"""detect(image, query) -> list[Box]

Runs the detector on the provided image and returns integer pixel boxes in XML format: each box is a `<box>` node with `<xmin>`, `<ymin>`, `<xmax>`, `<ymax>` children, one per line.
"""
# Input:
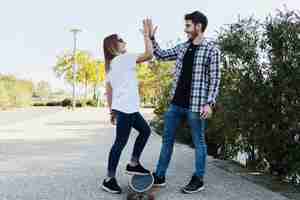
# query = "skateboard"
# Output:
<box><xmin>126</xmin><ymin>174</ymin><xmax>161</xmax><ymax>200</ymax></box>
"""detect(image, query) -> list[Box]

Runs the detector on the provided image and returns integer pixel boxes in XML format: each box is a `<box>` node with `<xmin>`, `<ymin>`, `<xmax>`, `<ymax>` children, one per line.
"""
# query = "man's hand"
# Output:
<box><xmin>200</xmin><ymin>104</ymin><xmax>213</xmax><ymax>119</ymax></box>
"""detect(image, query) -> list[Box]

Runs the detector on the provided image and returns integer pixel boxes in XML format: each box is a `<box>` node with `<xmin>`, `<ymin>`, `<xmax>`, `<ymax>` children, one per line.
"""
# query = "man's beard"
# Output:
<box><xmin>191</xmin><ymin>30</ymin><xmax>199</xmax><ymax>39</ymax></box>
<box><xmin>187</xmin><ymin>30</ymin><xmax>199</xmax><ymax>40</ymax></box>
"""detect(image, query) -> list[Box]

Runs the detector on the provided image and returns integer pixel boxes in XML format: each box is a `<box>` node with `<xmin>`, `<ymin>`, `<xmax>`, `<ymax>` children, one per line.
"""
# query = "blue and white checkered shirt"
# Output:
<box><xmin>152</xmin><ymin>38</ymin><xmax>221</xmax><ymax>113</ymax></box>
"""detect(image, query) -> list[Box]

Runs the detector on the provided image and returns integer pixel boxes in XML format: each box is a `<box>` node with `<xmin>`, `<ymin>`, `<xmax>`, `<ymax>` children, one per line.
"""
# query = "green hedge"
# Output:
<box><xmin>33</xmin><ymin>98</ymin><xmax>104</xmax><ymax>108</ymax></box>
<box><xmin>0</xmin><ymin>75</ymin><xmax>33</xmax><ymax>108</ymax></box>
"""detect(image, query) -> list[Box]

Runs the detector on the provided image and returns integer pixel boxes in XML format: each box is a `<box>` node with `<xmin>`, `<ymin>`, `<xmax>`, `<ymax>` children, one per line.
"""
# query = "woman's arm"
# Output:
<box><xmin>136</xmin><ymin>35</ymin><xmax>153</xmax><ymax>63</ymax></box>
<box><xmin>136</xmin><ymin>19</ymin><xmax>154</xmax><ymax>63</ymax></box>
<box><xmin>105</xmin><ymin>81</ymin><xmax>116</xmax><ymax>125</ymax></box>
<box><xmin>105</xmin><ymin>82</ymin><xmax>113</xmax><ymax>113</ymax></box>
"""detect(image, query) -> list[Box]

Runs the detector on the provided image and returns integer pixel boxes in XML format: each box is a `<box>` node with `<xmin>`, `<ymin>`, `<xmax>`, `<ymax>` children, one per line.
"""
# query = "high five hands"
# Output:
<box><xmin>141</xmin><ymin>18</ymin><xmax>157</xmax><ymax>38</ymax></box>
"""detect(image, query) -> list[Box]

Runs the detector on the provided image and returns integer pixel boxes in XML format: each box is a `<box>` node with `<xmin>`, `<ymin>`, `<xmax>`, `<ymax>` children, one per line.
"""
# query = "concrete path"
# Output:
<box><xmin>0</xmin><ymin>108</ymin><xmax>289</xmax><ymax>200</ymax></box>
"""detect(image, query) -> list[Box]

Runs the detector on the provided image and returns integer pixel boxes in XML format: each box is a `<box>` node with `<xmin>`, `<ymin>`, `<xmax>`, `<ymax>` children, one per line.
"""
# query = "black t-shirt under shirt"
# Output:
<box><xmin>171</xmin><ymin>43</ymin><xmax>198</xmax><ymax>108</ymax></box>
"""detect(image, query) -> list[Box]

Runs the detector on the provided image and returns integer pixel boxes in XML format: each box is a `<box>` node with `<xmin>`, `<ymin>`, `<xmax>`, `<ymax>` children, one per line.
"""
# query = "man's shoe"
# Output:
<box><xmin>181</xmin><ymin>175</ymin><xmax>205</xmax><ymax>194</ymax></box>
<box><xmin>152</xmin><ymin>172</ymin><xmax>166</xmax><ymax>187</ymax></box>
<box><xmin>125</xmin><ymin>163</ymin><xmax>150</xmax><ymax>175</ymax></box>
<box><xmin>102</xmin><ymin>177</ymin><xmax>122</xmax><ymax>194</ymax></box>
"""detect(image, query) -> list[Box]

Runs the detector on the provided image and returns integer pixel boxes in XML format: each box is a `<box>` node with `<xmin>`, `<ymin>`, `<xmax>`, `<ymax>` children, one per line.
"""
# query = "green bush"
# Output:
<box><xmin>0</xmin><ymin>75</ymin><xmax>33</xmax><ymax>108</ymax></box>
<box><xmin>33</xmin><ymin>102</ymin><xmax>46</xmax><ymax>106</ymax></box>
<box><xmin>62</xmin><ymin>98</ymin><xmax>72</xmax><ymax>107</ymax></box>
<box><xmin>61</xmin><ymin>98</ymin><xmax>95</xmax><ymax>108</ymax></box>
<box><xmin>86</xmin><ymin>99</ymin><xmax>97</xmax><ymax>107</ymax></box>
<box><xmin>0</xmin><ymin>81</ymin><xmax>10</xmax><ymax>108</ymax></box>
<box><xmin>215</xmin><ymin>9</ymin><xmax>300</xmax><ymax>179</ymax></box>
<box><xmin>46</xmin><ymin>101</ymin><xmax>62</xmax><ymax>106</ymax></box>
<box><xmin>75</xmin><ymin>101</ymin><xmax>82</xmax><ymax>107</ymax></box>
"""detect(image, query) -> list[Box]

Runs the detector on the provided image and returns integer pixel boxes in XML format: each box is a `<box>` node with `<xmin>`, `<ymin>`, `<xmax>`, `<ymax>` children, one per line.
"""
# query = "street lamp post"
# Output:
<box><xmin>70</xmin><ymin>28</ymin><xmax>81</xmax><ymax>110</ymax></box>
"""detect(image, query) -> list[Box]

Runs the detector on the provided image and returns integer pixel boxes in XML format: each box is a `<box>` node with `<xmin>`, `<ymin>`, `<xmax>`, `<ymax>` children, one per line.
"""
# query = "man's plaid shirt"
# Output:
<box><xmin>152</xmin><ymin>38</ymin><xmax>221</xmax><ymax>113</ymax></box>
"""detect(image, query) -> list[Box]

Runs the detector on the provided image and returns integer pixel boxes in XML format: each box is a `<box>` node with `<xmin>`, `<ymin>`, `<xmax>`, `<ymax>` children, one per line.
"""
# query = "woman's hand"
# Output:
<box><xmin>140</xmin><ymin>19</ymin><xmax>157</xmax><ymax>38</ymax></box>
<box><xmin>110</xmin><ymin>111</ymin><xmax>117</xmax><ymax>125</ymax></box>
<box><xmin>141</xmin><ymin>18</ymin><xmax>150</xmax><ymax>37</ymax></box>
<box><xmin>145</xmin><ymin>18</ymin><xmax>157</xmax><ymax>38</ymax></box>
<box><xmin>137</xmin><ymin>18</ymin><xmax>154</xmax><ymax>63</ymax></box>
<box><xmin>142</xmin><ymin>19</ymin><xmax>150</xmax><ymax>37</ymax></box>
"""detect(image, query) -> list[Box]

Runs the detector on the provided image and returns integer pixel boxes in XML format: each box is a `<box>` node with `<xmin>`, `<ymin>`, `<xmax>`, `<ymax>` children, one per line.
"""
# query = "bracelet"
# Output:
<box><xmin>150</xmin><ymin>36</ymin><xmax>155</xmax><ymax>41</ymax></box>
<box><xmin>207</xmin><ymin>102</ymin><xmax>215</xmax><ymax>108</ymax></box>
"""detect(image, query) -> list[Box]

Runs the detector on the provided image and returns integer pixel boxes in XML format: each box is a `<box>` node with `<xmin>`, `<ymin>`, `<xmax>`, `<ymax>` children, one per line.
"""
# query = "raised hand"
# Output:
<box><xmin>140</xmin><ymin>18</ymin><xmax>157</xmax><ymax>38</ymax></box>
<box><xmin>147</xmin><ymin>19</ymin><xmax>157</xmax><ymax>38</ymax></box>
<box><xmin>136</xmin><ymin>18</ymin><xmax>154</xmax><ymax>63</ymax></box>
<box><xmin>142</xmin><ymin>19</ymin><xmax>150</xmax><ymax>37</ymax></box>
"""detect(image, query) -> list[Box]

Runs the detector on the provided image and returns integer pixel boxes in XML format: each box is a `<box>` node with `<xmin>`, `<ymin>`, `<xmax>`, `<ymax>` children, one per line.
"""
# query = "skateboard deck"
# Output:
<box><xmin>126</xmin><ymin>174</ymin><xmax>161</xmax><ymax>200</ymax></box>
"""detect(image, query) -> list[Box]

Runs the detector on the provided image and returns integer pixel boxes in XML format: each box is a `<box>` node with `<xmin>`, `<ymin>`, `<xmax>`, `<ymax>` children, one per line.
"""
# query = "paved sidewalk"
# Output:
<box><xmin>0</xmin><ymin>108</ymin><xmax>289</xmax><ymax>200</ymax></box>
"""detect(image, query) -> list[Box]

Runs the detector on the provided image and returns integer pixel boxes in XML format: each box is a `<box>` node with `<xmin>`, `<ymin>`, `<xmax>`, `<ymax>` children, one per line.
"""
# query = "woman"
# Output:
<box><xmin>102</xmin><ymin>19</ymin><xmax>154</xmax><ymax>194</ymax></box>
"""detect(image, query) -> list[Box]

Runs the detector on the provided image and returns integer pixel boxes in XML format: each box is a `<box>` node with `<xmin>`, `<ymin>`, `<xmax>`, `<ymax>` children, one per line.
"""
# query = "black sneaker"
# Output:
<box><xmin>102</xmin><ymin>177</ymin><xmax>122</xmax><ymax>194</ymax></box>
<box><xmin>125</xmin><ymin>163</ymin><xmax>150</xmax><ymax>175</ymax></box>
<box><xmin>181</xmin><ymin>175</ymin><xmax>205</xmax><ymax>194</ymax></box>
<box><xmin>152</xmin><ymin>172</ymin><xmax>166</xmax><ymax>187</ymax></box>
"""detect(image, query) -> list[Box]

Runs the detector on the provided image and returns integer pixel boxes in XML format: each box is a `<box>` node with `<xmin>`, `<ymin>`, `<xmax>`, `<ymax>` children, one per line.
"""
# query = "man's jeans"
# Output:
<box><xmin>155</xmin><ymin>104</ymin><xmax>207</xmax><ymax>178</ymax></box>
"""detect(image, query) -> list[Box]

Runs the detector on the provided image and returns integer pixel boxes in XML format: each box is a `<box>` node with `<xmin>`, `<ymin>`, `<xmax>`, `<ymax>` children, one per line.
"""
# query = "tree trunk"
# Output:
<box><xmin>85</xmin><ymin>73</ymin><xmax>88</xmax><ymax>100</ymax></box>
<box><xmin>93</xmin><ymin>84</ymin><xmax>97</xmax><ymax>100</ymax></box>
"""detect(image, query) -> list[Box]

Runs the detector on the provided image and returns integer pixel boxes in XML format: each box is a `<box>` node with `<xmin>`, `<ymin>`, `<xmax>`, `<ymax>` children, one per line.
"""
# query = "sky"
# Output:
<box><xmin>0</xmin><ymin>0</ymin><xmax>299</xmax><ymax>91</ymax></box>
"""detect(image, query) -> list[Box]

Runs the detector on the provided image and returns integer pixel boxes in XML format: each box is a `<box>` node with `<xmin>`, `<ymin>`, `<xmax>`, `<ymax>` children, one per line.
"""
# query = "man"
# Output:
<box><xmin>148</xmin><ymin>11</ymin><xmax>221</xmax><ymax>194</ymax></box>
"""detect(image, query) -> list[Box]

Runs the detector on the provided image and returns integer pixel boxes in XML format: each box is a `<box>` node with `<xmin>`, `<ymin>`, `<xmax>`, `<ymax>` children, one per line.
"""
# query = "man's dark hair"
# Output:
<box><xmin>185</xmin><ymin>11</ymin><xmax>208</xmax><ymax>32</ymax></box>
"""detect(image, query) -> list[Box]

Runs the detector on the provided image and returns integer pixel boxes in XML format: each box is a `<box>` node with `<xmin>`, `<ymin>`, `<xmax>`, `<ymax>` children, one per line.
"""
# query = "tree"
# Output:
<box><xmin>137</xmin><ymin>61</ymin><xmax>174</xmax><ymax>107</ymax></box>
<box><xmin>0</xmin><ymin>74</ymin><xmax>33</xmax><ymax>108</ymax></box>
<box><xmin>0</xmin><ymin>81</ymin><xmax>10</xmax><ymax>108</ymax></box>
<box><xmin>34</xmin><ymin>81</ymin><xmax>51</xmax><ymax>99</ymax></box>
<box><xmin>216</xmin><ymin>8</ymin><xmax>300</xmax><ymax>179</ymax></box>
<box><xmin>54</xmin><ymin>51</ymin><xmax>74</xmax><ymax>84</ymax></box>
<box><xmin>15</xmin><ymin>80</ymin><xmax>34</xmax><ymax>107</ymax></box>
<box><xmin>54</xmin><ymin>50</ymin><xmax>105</xmax><ymax>100</ymax></box>
<box><xmin>259</xmin><ymin>8</ymin><xmax>300</xmax><ymax>179</ymax></box>
<box><xmin>77</xmin><ymin>57</ymin><xmax>105</xmax><ymax>99</ymax></box>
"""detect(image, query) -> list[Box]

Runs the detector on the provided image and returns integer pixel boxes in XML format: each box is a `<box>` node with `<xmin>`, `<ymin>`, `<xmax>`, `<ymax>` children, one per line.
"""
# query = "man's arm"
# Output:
<box><xmin>207</xmin><ymin>48</ymin><xmax>221</xmax><ymax>105</ymax></box>
<box><xmin>146</xmin><ymin>20</ymin><xmax>179</xmax><ymax>61</ymax></box>
<box><xmin>151</xmin><ymin>38</ymin><xmax>179</xmax><ymax>61</ymax></box>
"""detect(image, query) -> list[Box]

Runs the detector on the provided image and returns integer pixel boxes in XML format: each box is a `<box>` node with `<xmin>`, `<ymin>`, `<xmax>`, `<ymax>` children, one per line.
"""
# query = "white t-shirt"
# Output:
<box><xmin>106</xmin><ymin>53</ymin><xmax>140</xmax><ymax>114</ymax></box>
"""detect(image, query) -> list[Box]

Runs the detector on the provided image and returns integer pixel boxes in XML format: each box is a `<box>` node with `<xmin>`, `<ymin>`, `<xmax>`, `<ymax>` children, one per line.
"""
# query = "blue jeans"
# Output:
<box><xmin>107</xmin><ymin>110</ymin><xmax>151</xmax><ymax>177</ymax></box>
<box><xmin>155</xmin><ymin>104</ymin><xmax>207</xmax><ymax>178</ymax></box>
